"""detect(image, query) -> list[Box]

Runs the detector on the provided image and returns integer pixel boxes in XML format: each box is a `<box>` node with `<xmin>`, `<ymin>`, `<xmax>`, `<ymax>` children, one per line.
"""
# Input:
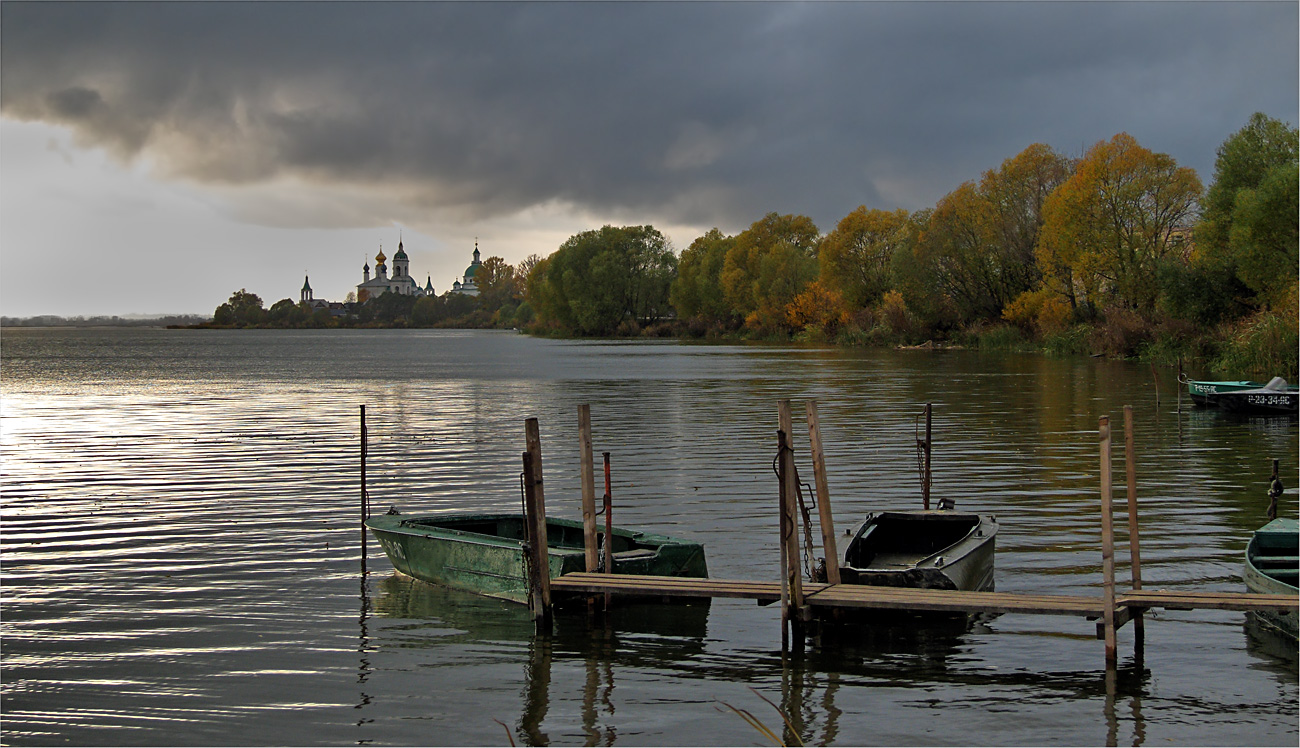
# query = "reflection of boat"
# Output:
<box><xmin>1214</xmin><ymin>378</ymin><xmax>1299</xmax><ymax>415</ymax></box>
<box><xmin>1183</xmin><ymin>375</ymin><xmax>1298</xmax><ymax>414</ymax></box>
<box><xmin>839</xmin><ymin>510</ymin><xmax>996</xmax><ymax>591</ymax></box>
<box><xmin>366</xmin><ymin>511</ymin><xmax>707</xmax><ymax>604</ymax></box>
<box><xmin>1244</xmin><ymin>518</ymin><xmax>1299</xmax><ymax>639</ymax></box>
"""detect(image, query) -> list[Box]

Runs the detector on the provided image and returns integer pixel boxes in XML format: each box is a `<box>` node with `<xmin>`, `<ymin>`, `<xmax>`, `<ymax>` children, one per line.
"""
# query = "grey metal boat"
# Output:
<box><xmin>840</xmin><ymin>510</ymin><xmax>997</xmax><ymax>591</ymax></box>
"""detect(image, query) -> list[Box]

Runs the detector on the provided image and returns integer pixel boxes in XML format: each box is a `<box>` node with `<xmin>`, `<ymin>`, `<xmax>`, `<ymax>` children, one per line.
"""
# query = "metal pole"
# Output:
<box><xmin>603</xmin><ymin>451</ymin><xmax>613</xmax><ymax>610</ymax></box>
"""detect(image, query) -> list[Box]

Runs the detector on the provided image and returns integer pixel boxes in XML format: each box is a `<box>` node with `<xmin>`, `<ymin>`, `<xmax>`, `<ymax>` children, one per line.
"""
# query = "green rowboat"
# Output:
<box><xmin>1182</xmin><ymin>377</ymin><xmax>1267</xmax><ymax>407</ymax></box>
<box><xmin>366</xmin><ymin>511</ymin><xmax>708</xmax><ymax>603</ymax></box>
<box><xmin>1244</xmin><ymin>518</ymin><xmax>1299</xmax><ymax>639</ymax></box>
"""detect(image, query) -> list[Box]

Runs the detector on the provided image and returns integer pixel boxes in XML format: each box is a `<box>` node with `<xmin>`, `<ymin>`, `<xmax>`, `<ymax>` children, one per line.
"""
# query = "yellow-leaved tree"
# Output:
<box><xmin>1038</xmin><ymin>133</ymin><xmax>1202</xmax><ymax>316</ymax></box>
<box><xmin>819</xmin><ymin>207</ymin><xmax>910</xmax><ymax>309</ymax></box>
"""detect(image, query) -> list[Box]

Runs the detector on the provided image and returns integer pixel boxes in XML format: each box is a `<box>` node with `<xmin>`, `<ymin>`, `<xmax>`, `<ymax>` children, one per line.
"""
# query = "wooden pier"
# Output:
<box><xmin>518</xmin><ymin>401</ymin><xmax>1298</xmax><ymax>667</ymax></box>
<box><xmin>551</xmin><ymin>572</ymin><xmax>1297</xmax><ymax>621</ymax></box>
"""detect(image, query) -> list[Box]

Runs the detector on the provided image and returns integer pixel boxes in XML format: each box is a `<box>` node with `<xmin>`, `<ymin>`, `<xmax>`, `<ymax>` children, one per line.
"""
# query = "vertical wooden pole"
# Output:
<box><xmin>777</xmin><ymin>400</ymin><xmax>806</xmax><ymax>639</ymax></box>
<box><xmin>523</xmin><ymin>418</ymin><xmax>552</xmax><ymax>630</ymax></box>
<box><xmin>578</xmin><ymin>404</ymin><xmax>598</xmax><ymax>572</ymax></box>
<box><xmin>1123</xmin><ymin>406</ymin><xmax>1144</xmax><ymax>649</ymax></box>
<box><xmin>805</xmin><ymin>400</ymin><xmax>841</xmax><ymax>585</ymax></box>
<box><xmin>923</xmin><ymin>403</ymin><xmax>933</xmax><ymax>510</ymax></box>
<box><xmin>1099</xmin><ymin>415</ymin><xmax>1118</xmax><ymax>667</ymax></box>
<box><xmin>360</xmin><ymin>405</ymin><xmax>368</xmax><ymax>567</ymax></box>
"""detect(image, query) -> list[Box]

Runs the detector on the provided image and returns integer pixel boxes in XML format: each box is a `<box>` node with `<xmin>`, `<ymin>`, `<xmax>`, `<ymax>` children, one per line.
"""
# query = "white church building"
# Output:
<box><xmin>450</xmin><ymin>241</ymin><xmax>484</xmax><ymax>296</ymax></box>
<box><xmin>356</xmin><ymin>239</ymin><xmax>435</xmax><ymax>303</ymax></box>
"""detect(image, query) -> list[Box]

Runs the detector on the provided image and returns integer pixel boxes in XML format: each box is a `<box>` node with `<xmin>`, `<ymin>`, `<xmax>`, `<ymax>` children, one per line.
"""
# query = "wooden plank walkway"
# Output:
<box><xmin>1119</xmin><ymin>589</ymin><xmax>1298</xmax><ymax>613</ymax></box>
<box><xmin>550</xmin><ymin>573</ymin><xmax>1298</xmax><ymax>618</ymax></box>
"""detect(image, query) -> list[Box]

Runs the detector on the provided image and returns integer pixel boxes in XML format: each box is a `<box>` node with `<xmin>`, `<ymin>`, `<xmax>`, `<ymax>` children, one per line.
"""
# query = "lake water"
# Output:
<box><xmin>2</xmin><ymin>328</ymin><xmax>1296</xmax><ymax>746</ymax></box>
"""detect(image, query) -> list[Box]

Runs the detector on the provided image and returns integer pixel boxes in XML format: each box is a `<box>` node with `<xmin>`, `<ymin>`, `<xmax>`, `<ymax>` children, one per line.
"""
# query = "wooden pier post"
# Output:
<box><xmin>922</xmin><ymin>403</ymin><xmax>932</xmax><ymax>510</ymax></box>
<box><xmin>1123</xmin><ymin>406</ymin><xmax>1144</xmax><ymax>650</ymax></box>
<box><xmin>805</xmin><ymin>400</ymin><xmax>840</xmax><ymax>584</ymax></box>
<box><xmin>777</xmin><ymin>400</ymin><xmax>807</xmax><ymax>644</ymax></box>
<box><xmin>578</xmin><ymin>405</ymin><xmax>598</xmax><ymax>572</ymax></box>
<box><xmin>523</xmin><ymin>418</ymin><xmax>553</xmax><ymax>631</ymax></box>
<box><xmin>1099</xmin><ymin>415</ymin><xmax>1118</xmax><ymax>667</ymax></box>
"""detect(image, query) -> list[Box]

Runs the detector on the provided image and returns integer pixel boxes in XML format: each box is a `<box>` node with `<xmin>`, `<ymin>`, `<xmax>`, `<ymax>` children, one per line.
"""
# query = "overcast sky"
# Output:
<box><xmin>1</xmin><ymin>1</ymin><xmax>1296</xmax><ymax>317</ymax></box>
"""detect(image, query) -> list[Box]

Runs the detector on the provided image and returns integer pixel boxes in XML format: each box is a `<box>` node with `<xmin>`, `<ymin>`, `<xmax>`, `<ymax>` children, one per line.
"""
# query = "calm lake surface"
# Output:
<box><xmin>2</xmin><ymin>328</ymin><xmax>1296</xmax><ymax>746</ymax></box>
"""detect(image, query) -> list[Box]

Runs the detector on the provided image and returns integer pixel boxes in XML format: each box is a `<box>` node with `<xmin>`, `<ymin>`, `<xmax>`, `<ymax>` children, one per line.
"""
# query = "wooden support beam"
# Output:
<box><xmin>805</xmin><ymin>400</ymin><xmax>841</xmax><ymax>585</ymax></box>
<box><xmin>578</xmin><ymin>404</ymin><xmax>598</xmax><ymax>573</ymax></box>
<box><xmin>1099</xmin><ymin>415</ymin><xmax>1118</xmax><ymax>667</ymax></box>
<box><xmin>1123</xmin><ymin>405</ymin><xmax>1144</xmax><ymax>650</ymax></box>
<box><xmin>523</xmin><ymin>418</ymin><xmax>553</xmax><ymax>631</ymax></box>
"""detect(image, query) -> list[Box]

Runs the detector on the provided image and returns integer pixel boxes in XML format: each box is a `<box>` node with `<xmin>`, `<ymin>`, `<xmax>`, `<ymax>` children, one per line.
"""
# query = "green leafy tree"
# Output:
<box><xmin>370</xmin><ymin>292</ymin><xmax>417</xmax><ymax>326</ymax></box>
<box><xmin>530</xmin><ymin>226</ymin><xmax>676</xmax><ymax>335</ymax></box>
<box><xmin>1193</xmin><ymin>114</ymin><xmax>1299</xmax><ymax>310</ymax></box>
<box><xmin>412</xmin><ymin>295</ymin><xmax>444</xmax><ymax>327</ymax></box>
<box><xmin>1228</xmin><ymin>161</ymin><xmax>1299</xmax><ymax>306</ymax></box>
<box><xmin>1198</xmin><ymin>113</ymin><xmax>1298</xmax><ymax>262</ymax></box>
<box><xmin>213</xmin><ymin>288</ymin><xmax>265</xmax><ymax>326</ymax></box>
<box><xmin>670</xmin><ymin>228</ymin><xmax>736</xmax><ymax>325</ymax></box>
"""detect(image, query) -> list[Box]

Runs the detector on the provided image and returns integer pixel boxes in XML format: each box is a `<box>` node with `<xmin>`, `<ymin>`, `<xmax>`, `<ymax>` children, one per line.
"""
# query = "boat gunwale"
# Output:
<box><xmin>841</xmin><ymin>510</ymin><xmax>997</xmax><ymax>573</ymax></box>
<box><xmin>365</xmin><ymin>511</ymin><xmax>699</xmax><ymax>556</ymax></box>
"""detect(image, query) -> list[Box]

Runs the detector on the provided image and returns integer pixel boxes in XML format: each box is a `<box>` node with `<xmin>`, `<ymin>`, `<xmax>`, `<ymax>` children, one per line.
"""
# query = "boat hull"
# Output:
<box><xmin>366</xmin><ymin>512</ymin><xmax>707</xmax><ymax>604</ymax></box>
<box><xmin>839</xmin><ymin>511</ymin><xmax>997</xmax><ymax>592</ymax></box>
<box><xmin>1245</xmin><ymin>519</ymin><xmax>1299</xmax><ymax>639</ymax></box>
<box><xmin>1183</xmin><ymin>379</ymin><xmax>1263</xmax><ymax>407</ymax></box>
<box><xmin>1216</xmin><ymin>390</ymin><xmax>1299</xmax><ymax>415</ymax></box>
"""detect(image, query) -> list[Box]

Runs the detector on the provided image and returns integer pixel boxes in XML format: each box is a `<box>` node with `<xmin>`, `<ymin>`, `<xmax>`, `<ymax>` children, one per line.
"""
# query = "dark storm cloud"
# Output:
<box><xmin>2</xmin><ymin>1</ymin><xmax>1295</xmax><ymax>232</ymax></box>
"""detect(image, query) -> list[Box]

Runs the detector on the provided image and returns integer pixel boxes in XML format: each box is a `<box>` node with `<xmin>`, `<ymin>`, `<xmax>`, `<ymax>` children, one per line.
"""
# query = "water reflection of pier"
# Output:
<box><xmin>367</xmin><ymin>574</ymin><xmax>1163</xmax><ymax>746</ymax></box>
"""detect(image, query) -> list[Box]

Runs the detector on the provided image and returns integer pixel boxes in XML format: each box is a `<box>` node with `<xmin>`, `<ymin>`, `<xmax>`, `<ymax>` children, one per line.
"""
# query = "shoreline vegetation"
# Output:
<box><xmin>8</xmin><ymin>117</ymin><xmax>1296</xmax><ymax>382</ymax></box>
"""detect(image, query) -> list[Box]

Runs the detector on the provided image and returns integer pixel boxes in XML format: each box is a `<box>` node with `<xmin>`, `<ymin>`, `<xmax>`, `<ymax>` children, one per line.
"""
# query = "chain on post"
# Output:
<box><xmin>518</xmin><ymin>470</ymin><xmax>533</xmax><ymax>586</ymax></box>
<box><xmin>773</xmin><ymin>443</ymin><xmax>822</xmax><ymax>583</ymax></box>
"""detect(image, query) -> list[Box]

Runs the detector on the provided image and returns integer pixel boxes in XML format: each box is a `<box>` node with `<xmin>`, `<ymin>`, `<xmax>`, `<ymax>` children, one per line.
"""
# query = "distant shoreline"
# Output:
<box><xmin>2</xmin><ymin>315</ymin><xmax>210</xmax><ymax>328</ymax></box>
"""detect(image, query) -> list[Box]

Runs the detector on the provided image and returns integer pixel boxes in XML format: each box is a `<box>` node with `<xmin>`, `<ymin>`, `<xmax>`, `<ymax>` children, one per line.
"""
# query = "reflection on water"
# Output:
<box><xmin>1</xmin><ymin>328</ymin><xmax>1296</xmax><ymax>746</ymax></box>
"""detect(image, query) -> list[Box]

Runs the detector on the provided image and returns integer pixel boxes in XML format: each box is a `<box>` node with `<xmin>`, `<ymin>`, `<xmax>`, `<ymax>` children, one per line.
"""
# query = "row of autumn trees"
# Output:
<box><xmin>523</xmin><ymin>114</ymin><xmax>1297</xmax><ymax>376</ymax></box>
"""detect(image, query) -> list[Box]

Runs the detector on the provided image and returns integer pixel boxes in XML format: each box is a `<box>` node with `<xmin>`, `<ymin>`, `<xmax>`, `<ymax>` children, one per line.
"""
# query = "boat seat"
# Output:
<box><xmin>1255</xmin><ymin>555</ymin><xmax>1300</xmax><ymax>568</ymax></box>
<box><xmin>612</xmin><ymin>549</ymin><xmax>658</xmax><ymax>562</ymax></box>
<box><xmin>1266</xmin><ymin>571</ymin><xmax>1298</xmax><ymax>586</ymax></box>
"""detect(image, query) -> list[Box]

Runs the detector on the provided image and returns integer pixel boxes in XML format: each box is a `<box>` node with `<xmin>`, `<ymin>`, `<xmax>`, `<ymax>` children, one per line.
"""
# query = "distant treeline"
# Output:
<box><xmin>205</xmin><ymin>114</ymin><xmax>1296</xmax><ymax>381</ymax></box>
<box><xmin>3</xmin><ymin>314</ymin><xmax>210</xmax><ymax>328</ymax></box>
<box><xmin>519</xmin><ymin>115</ymin><xmax>1295</xmax><ymax>380</ymax></box>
